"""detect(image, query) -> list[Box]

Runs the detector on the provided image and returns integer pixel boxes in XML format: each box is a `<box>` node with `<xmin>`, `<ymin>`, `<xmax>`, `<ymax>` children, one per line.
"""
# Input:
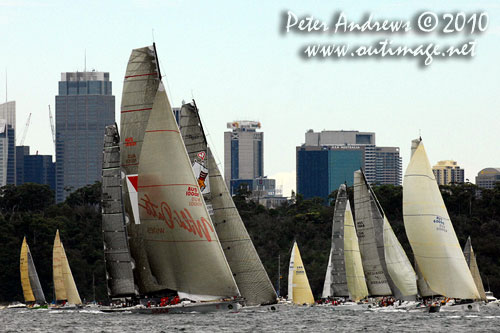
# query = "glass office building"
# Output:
<box><xmin>55</xmin><ymin>71</ymin><xmax>115</xmax><ymax>202</ymax></box>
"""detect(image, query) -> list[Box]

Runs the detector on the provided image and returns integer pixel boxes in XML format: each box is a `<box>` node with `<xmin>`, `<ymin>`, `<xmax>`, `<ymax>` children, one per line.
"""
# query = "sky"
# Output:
<box><xmin>0</xmin><ymin>0</ymin><xmax>498</xmax><ymax>197</ymax></box>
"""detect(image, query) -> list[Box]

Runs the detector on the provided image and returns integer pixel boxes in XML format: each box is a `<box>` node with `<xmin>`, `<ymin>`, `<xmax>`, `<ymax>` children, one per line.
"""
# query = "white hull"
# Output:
<box><xmin>331</xmin><ymin>303</ymin><xmax>372</xmax><ymax>311</ymax></box>
<box><xmin>441</xmin><ymin>303</ymin><xmax>480</xmax><ymax>312</ymax></box>
<box><xmin>102</xmin><ymin>301</ymin><xmax>241</xmax><ymax>314</ymax></box>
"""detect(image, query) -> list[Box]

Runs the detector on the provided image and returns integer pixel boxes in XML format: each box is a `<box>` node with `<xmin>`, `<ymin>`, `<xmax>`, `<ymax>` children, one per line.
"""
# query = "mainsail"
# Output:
<box><xmin>136</xmin><ymin>82</ymin><xmax>239</xmax><ymax>297</ymax></box>
<box><xmin>53</xmin><ymin>230</ymin><xmax>82</xmax><ymax>305</ymax></box>
<box><xmin>179</xmin><ymin>102</ymin><xmax>277</xmax><ymax>305</ymax></box>
<box><xmin>354</xmin><ymin>170</ymin><xmax>393</xmax><ymax>296</ymax></box>
<box><xmin>20</xmin><ymin>237</ymin><xmax>46</xmax><ymax>304</ymax></box>
<box><xmin>463</xmin><ymin>237</ymin><xmax>487</xmax><ymax>301</ymax></box>
<box><xmin>403</xmin><ymin>139</ymin><xmax>479</xmax><ymax>299</ymax></box>
<box><xmin>323</xmin><ymin>184</ymin><xmax>368</xmax><ymax>301</ymax></box>
<box><xmin>102</xmin><ymin>124</ymin><xmax>135</xmax><ymax>297</ymax></box>
<box><xmin>120</xmin><ymin>44</ymin><xmax>162</xmax><ymax>294</ymax></box>
<box><xmin>288</xmin><ymin>241</ymin><xmax>314</xmax><ymax>305</ymax></box>
<box><xmin>354</xmin><ymin>170</ymin><xmax>417</xmax><ymax>297</ymax></box>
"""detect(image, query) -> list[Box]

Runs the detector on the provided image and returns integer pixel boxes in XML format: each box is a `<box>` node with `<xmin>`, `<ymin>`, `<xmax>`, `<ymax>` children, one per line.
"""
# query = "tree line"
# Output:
<box><xmin>0</xmin><ymin>182</ymin><xmax>498</xmax><ymax>302</ymax></box>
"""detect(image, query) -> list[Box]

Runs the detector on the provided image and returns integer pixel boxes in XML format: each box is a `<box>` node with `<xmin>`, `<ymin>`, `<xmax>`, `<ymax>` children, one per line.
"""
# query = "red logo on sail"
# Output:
<box><xmin>197</xmin><ymin>151</ymin><xmax>206</xmax><ymax>161</ymax></box>
<box><xmin>139</xmin><ymin>194</ymin><xmax>214</xmax><ymax>242</ymax></box>
<box><xmin>125</xmin><ymin>137</ymin><xmax>136</xmax><ymax>147</ymax></box>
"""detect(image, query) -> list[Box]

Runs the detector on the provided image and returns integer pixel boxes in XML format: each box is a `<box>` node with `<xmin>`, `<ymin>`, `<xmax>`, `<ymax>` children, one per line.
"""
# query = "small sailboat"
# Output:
<box><xmin>322</xmin><ymin>184</ymin><xmax>368</xmax><ymax>305</ymax></box>
<box><xmin>179</xmin><ymin>101</ymin><xmax>277</xmax><ymax>307</ymax></box>
<box><xmin>463</xmin><ymin>237</ymin><xmax>487</xmax><ymax>301</ymax></box>
<box><xmin>288</xmin><ymin>241</ymin><xmax>314</xmax><ymax>305</ymax></box>
<box><xmin>20</xmin><ymin>237</ymin><xmax>46</xmax><ymax>308</ymax></box>
<box><xmin>52</xmin><ymin>230</ymin><xmax>82</xmax><ymax>308</ymax></box>
<box><xmin>353</xmin><ymin>169</ymin><xmax>417</xmax><ymax>299</ymax></box>
<box><xmin>403</xmin><ymin>138</ymin><xmax>480</xmax><ymax>311</ymax></box>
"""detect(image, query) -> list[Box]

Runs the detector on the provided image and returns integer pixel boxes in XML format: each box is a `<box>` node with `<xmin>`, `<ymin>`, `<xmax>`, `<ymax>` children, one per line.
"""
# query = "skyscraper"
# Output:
<box><xmin>55</xmin><ymin>71</ymin><xmax>115</xmax><ymax>202</ymax></box>
<box><xmin>0</xmin><ymin>101</ymin><xmax>16</xmax><ymax>185</ymax></box>
<box><xmin>16</xmin><ymin>145</ymin><xmax>56</xmax><ymax>191</ymax></box>
<box><xmin>432</xmin><ymin>160</ymin><xmax>465</xmax><ymax>185</ymax></box>
<box><xmin>224</xmin><ymin>120</ymin><xmax>263</xmax><ymax>193</ymax></box>
<box><xmin>476</xmin><ymin>168</ymin><xmax>500</xmax><ymax>189</ymax></box>
<box><xmin>297</xmin><ymin>130</ymin><xmax>402</xmax><ymax>203</ymax></box>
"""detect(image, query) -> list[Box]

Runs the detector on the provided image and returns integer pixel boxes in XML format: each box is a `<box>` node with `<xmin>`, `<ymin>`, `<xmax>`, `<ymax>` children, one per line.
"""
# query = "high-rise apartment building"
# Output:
<box><xmin>224</xmin><ymin>120</ymin><xmax>263</xmax><ymax>194</ymax></box>
<box><xmin>55</xmin><ymin>71</ymin><xmax>115</xmax><ymax>202</ymax></box>
<box><xmin>476</xmin><ymin>168</ymin><xmax>500</xmax><ymax>189</ymax></box>
<box><xmin>432</xmin><ymin>160</ymin><xmax>465</xmax><ymax>185</ymax></box>
<box><xmin>0</xmin><ymin>101</ymin><xmax>16</xmax><ymax>185</ymax></box>
<box><xmin>297</xmin><ymin>130</ymin><xmax>402</xmax><ymax>203</ymax></box>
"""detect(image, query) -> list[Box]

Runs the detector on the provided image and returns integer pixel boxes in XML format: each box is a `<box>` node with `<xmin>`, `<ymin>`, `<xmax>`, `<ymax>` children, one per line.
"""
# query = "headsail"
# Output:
<box><xmin>102</xmin><ymin>124</ymin><xmax>135</xmax><ymax>297</ymax></box>
<box><xmin>120</xmin><ymin>44</ymin><xmax>162</xmax><ymax>294</ymax></box>
<box><xmin>463</xmin><ymin>237</ymin><xmax>487</xmax><ymax>301</ymax></box>
<box><xmin>179</xmin><ymin>102</ymin><xmax>277</xmax><ymax>305</ymax></box>
<box><xmin>288</xmin><ymin>241</ymin><xmax>314</xmax><ymax>305</ymax></box>
<box><xmin>53</xmin><ymin>230</ymin><xmax>82</xmax><ymax>305</ymax></box>
<box><xmin>403</xmin><ymin>139</ymin><xmax>479</xmax><ymax>299</ymax></box>
<box><xmin>137</xmin><ymin>83</ymin><xmax>239</xmax><ymax>297</ymax></box>
<box><xmin>321</xmin><ymin>249</ymin><xmax>333</xmax><ymax>299</ymax></box>
<box><xmin>20</xmin><ymin>237</ymin><xmax>46</xmax><ymax>304</ymax></box>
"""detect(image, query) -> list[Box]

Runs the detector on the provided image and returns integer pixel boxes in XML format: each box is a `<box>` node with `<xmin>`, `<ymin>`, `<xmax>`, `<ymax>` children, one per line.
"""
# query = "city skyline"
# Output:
<box><xmin>0</xmin><ymin>0</ymin><xmax>498</xmax><ymax>197</ymax></box>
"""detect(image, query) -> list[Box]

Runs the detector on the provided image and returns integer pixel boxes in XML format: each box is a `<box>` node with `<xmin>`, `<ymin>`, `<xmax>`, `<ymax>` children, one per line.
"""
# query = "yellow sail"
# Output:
<box><xmin>403</xmin><ymin>140</ymin><xmax>479</xmax><ymax>299</ymax></box>
<box><xmin>53</xmin><ymin>230</ymin><xmax>82</xmax><ymax>305</ymax></box>
<box><xmin>20</xmin><ymin>237</ymin><xmax>35</xmax><ymax>303</ymax></box>
<box><xmin>288</xmin><ymin>241</ymin><xmax>314</xmax><ymax>305</ymax></box>
<box><xmin>344</xmin><ymin>201</ymin><xmax>369</xmax><ymax>301</ymax></box>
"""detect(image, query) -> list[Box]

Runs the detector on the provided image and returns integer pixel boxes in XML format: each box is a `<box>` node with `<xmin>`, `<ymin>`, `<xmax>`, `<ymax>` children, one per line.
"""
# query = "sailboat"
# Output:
<box><xmin>101</xmin><ymin>44</ymin><xmax>241</xmax><ymax>314</ymax></box>
<box><xmin>287</xmin><ymin>241</ymin><xmax>314</xmax><ymax>305</ymax></box>
<box><xmin>463</xmin><ymin>237</ymin><xmax>487</xmax><ymax>301</ymax></box>
<box><xmin>52</xmin><ymin>230</ymin><xmax>82</xmax><ymax>308</ymax></box>
<box><xmin>403</xmin><ymin>138</ymin><xmax>480</xmax><ymax>311</ymax></box>
<box><xmin>353</xmin><ymin>169</ymin><xmax>417</xmax><ymax>299</ymax></box>
<box><xmin>322</xmin><ymin>184</ymin><xmax>368</xmax><ymax>304</ymax></box>
<box><xmin>179</xmin><ymin>101</ymin><xmax>277</xmax><ymax>307</ymax></box>
<box><xmin>20</xmin><ymin>237</ymin><xmax>46</xmax><ymax>307</ymax></box>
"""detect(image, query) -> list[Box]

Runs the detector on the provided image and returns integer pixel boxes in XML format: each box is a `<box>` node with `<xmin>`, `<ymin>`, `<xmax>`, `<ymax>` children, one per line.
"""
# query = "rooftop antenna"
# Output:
<box><xmin>5</xmin><ymin>69</ymin><xmax>7</xmax><ymax>103</ymax></box>
<box><xmin>84</xmin><ymin>49</ymin><xmax>86</xmax><ymax>72</ymax></box>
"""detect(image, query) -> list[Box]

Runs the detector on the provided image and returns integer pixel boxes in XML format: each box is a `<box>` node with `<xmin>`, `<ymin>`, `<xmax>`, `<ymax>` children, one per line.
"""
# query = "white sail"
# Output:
<box><xmin>354</xmin><ymin>171</ymin><xmax>392</xmax><ymax>296</ymax></box>
<box><xmin>415</xmin><ymin>257</ymin><xmax>435</xmax><ymax>297</ymax></box>
<box><xmin>288</xmin><ymin>241</ymin><xmax>314</xmax><ymax>305</ymax></box>
<box><xmin>403</xmin><ymin>139</ymin><xmax>479</xmax><ymax>299</ymax></box>
<box><xmin>321</xmin><ymin>248</ymin><xmax>333</xmax><ymax>299</ymax></box>
<box><xmin>137</xmin><ymin>83</ymin><xmax>239</xmax><ymax>297</ymax></box>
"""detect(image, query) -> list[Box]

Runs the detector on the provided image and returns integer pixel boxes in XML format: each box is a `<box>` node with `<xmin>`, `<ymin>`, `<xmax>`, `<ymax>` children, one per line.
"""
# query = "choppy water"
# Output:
<box><xmin>1</xmin><ymin>305</ymin><xmax>500</xmax><ymax>332</ymax></box>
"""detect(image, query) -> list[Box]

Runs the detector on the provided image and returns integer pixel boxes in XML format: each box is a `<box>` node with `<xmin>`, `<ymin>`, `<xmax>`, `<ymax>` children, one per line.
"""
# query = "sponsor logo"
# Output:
<box><xmin>197</xmin><ymin>151</ymin><xmax>206</xmax><ymax>161</ymax></box>
<box><xmin>433</xmin><ymin>215</ymin><xmax>448</xmax><ymax>232</ymax></box>
<box><xmin>186</xmin><ymin>186</ymin><xmax>199</xmax><ymax>197</ymax></box>
<box><xmin>139</xmin><ymin>194</ymin><xmax>214</xmax><ymax>242</ymax></box>
<box><xmin>125</xmin><ymin>137</ymin><xmax>136</xmax><ymax>147</ymax></box>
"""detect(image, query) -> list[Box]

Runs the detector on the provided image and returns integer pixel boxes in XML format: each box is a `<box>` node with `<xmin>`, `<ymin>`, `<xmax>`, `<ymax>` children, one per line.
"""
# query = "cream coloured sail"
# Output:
<box><xmin>288</xmin><ymin>241</ymin><xmax>314</xmax><ymax>305</ymax></box>
<box><xmin>463</xmin><ymin>237</ymin><xmax>487</xmax><ymax>301</ymax></box>
<box><xmin>344</xmin><ymin>200</ymin><xmax>369</xmax><ymax>301</ymax></box>
<box><xmin>20</xmin><ymin>237</ymin><xmax>46</xmax><ymax>304</ymax></box>
<box><xmin>415</xmin><ymin>257</ymin><xmax>435</xmax><ymax>297</ymax></box>
<box><xmin>403</xmin><ymin>139</ymin><xmax>479</xmax><ymax>299</ymax></box>
<box><xmin>179</xmin><ymin>103</ymin><xmax>276</xmax><ymax>305</ymax></box>
<box><xmin>137</xmin><ymin>83</ymin><xmax>239</xmax><ymax>297</ymax></box>
<box><xmin>382</xmin><ymin>217</ymin><xmax>418</xmax><ymax>297</ymax></box>
<box><xmin>120</xmin><ymin>44</ymin><xmax>162</xmax><ymax>294</ymax></box>
<box><xmin>53</xmin><ymin>230</ymin><xmax>82</xmax><ymax>305</ymax></box>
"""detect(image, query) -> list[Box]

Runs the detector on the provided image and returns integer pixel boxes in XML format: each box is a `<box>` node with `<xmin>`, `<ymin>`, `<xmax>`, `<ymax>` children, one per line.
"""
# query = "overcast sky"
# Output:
<box><xmin>0</xmin><ymin>0</ymin><xmax>498</xmax><ymax>196</ymax></box>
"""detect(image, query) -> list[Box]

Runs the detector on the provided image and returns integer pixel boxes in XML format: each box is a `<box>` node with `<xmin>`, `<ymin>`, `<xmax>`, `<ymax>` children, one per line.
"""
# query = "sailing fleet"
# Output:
<box><xmin>7</xmin><ymin>45</ymin><xmax>495</xmax><ymax>315</ymax></box>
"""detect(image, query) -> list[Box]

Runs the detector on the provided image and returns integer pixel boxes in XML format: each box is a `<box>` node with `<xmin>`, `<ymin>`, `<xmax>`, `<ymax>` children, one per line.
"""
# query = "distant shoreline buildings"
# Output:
<box><xmin>432</xmin><ymin>160</ymin><xmax>464</xmax><ymax>185</ymax></box>
<box><xmin>296</xmin><ymin>130</ymin><xmax>402</xmax><ymax>203</ymax></box>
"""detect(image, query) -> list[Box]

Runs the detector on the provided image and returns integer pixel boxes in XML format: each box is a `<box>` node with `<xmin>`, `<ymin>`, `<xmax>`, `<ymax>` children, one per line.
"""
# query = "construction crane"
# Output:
<box><xmin>48</xmin><ymin>105</ymin><xmax>56</xmax><ymax>147</ymax></box>
<box><xmin>19</xmin><ymin>113</ymin><xmax>32</xmax><ymax>146</ymax></box>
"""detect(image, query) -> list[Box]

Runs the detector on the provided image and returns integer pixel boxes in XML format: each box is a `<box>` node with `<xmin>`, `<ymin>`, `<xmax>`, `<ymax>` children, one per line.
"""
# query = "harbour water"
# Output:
<box><xmin>1</xmin><ymin>305</ymin><xmax>500</xmax><ymax>332</ymax></box>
